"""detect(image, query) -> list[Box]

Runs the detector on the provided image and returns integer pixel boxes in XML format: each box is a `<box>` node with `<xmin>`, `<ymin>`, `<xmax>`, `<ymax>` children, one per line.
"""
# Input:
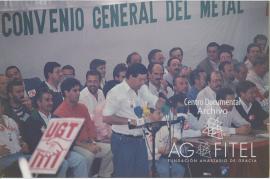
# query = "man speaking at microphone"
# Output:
<box><xmin>103</xmin><ymin>64</ymin><xmax>165</xmax><ymax>177</ymax></box>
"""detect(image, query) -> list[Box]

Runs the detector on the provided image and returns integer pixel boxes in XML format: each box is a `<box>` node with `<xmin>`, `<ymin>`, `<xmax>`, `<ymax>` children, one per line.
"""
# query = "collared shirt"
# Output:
<box><xmin>245</xmin><ymin>60</ymin><xmax>253</xmax><ymax>70</ymax></box>
<box><xmin>79</xmin><ymin>87</ymin><xmax>105</xmax><ymax>115</ymax></box>
<box><xmin>198</xmin><ymin>105</ymin><xmax>250</xmax><ymax>135</ymax></box>
<box><xmin>163</xmin><ymin>72</ymin><xmax>174</xmax><ymax>87</ymax></box>
<box><xmin>196</xmin><ymin>86</ymin><xmax>216</xmax><ymax>111</ymax></box>
<box><xmin>54</xmin><ymin>100</ymin><xmax>97</xmax><ymax>142</ymax></box>
<box><xmin>246</xmin><ymin>70</ymin><xmax>268</xmax><ymax>95</ymax></box>
<box><xmin>100</xmin><ymin>78</ymin><xmax>106</xmax><ymax>89</ymax></box>
<box><xmin>38</xmin><ymin>111</ymin><xmax>51</xmax><ymax>127</ymax></box>
<box><xmin>148</xmin><ymin>82</ymin><xmax>173</xmax><ymax>98</ymax></box>
<box><xmin>238</xmin><ymin>98</ymin><xmax>252</xmax><ymax>114</ymax></box>
<box><xmin>0</xmin><ymin>115</ymin><xmax>21</xmax><ymax>156</ymax></box>
<box><xmin>209</xmin><ymin>60</ymin><xmax>219</xmax><ymax>71</ymax></box>
<box><xmin>103</xmin><ymin>80</ymin><xmax>158</xmax><ymax>136</ymax></box>
<box><xmin>45</xmin><ymin>81</ymin><xmax>61</xmax><ymax>93</ymax></box>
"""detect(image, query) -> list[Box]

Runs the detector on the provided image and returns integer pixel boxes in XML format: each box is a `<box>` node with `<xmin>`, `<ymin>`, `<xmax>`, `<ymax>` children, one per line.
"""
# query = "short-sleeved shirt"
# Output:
<box><xmin>54</xmin><ymin>100</ymin><xmax>97</xmax><ymax>142</ymax></box>
<box><xmin>103</xmin><ymin>80</ymin><xmax>158</xmax><ymax>136</ymax></box>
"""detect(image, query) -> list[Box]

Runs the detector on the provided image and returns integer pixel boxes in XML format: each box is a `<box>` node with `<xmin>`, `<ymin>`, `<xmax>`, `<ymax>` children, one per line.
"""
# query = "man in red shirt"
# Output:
<box><xmin>54</xmin><ymin>78</ymin><xmax>113</xmax><ymax>177</ymax></box>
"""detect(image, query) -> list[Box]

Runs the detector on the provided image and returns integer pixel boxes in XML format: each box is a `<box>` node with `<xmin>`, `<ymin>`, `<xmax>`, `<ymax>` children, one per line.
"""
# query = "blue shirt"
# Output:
<box><xmin>187</xmin><ymin>86</ymin><xmax>199</xmax><ymax>101</ymax></box>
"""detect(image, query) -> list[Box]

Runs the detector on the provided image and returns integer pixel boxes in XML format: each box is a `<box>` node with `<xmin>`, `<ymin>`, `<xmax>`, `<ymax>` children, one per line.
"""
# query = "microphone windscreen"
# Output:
<box><xmin>161</xmin><ymin>104</ymin><xmax>170</xmax><ymax>115</ymax></box>
<box><xmin>134</xmin><ymin>106</ymin><xmax>143</xmax><ymax>118</ymax></box>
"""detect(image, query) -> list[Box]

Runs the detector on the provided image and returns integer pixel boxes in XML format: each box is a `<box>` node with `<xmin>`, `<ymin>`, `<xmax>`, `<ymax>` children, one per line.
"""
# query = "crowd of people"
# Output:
<box><xmin>0</xmin><ymin>34</ymin><xmax>269</xmax><ymax>177</ymax></box>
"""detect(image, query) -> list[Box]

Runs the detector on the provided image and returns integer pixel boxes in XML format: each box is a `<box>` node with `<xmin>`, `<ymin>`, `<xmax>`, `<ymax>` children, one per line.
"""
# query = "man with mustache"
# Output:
<box><xmin>163</xmin><ymin>57</ymin><xmax>181</xmax><ymax>88</ymax></box>
<box><xmin>219</xmin><ymin>61</ymin><xmax>236</xmax><ymax>92</ymax></box>
<box><xmin>147</xmin><ymin>63</ymin><xmax>173</xmax><ymax>98</ymax></box>
<box><xmin>79</xmin><ymin>70</ymin><xmax>111</xmax><ymax>142</ymax></box>
<box><xmin>79</xmin><ymin>70</ymin><xmax>105</xmax><ymax>115</ymax></box>
<box><xmin>196</xmin><ymin>71</ymin><xmax>223</xmax><ymax>112</ymax></box>
<box><xmin>23</xmin><ymin>88</ymin><xmax>89</xmax><ymax>177</ymax></box>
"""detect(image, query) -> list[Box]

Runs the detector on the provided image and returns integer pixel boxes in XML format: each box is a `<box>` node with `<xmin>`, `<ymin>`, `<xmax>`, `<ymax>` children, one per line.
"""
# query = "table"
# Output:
<box><xmin>182</xmin><ymin>130</ymin><xmax>269</xmax><ymax>177</ymax></box>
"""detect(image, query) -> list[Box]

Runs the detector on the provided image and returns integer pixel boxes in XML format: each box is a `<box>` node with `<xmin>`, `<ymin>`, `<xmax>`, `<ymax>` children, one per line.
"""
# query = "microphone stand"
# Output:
<box><xmin>167</xmin><ymin>112</ymin><xmax>173</xmax><ymax>178</ymax></box>
<box><xmin>146</xmin><ymin>125</ymin><xmax>160</xmax><ymax>177</ymax></box>
<box><xmin>128</xmin><ymin>118</ymin><xmax>182</xmax><ymax>177</ymax></box>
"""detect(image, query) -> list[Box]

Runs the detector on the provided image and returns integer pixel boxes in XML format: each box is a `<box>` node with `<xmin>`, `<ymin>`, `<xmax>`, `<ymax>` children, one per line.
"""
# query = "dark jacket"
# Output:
<box><xmin>24</xmin><ymin>77</ymin><xmax>42</xmax><ymax>99</ymax></box>
<box><xmin>235</xmin><ymin>97</ymin><xmax>268</xmax><ymax>130</ymax></box>
<box><xmin>22</xmin><ymin>110</ymin><xmax>58</xmax><ymax>153</ymax></box>
<box><xmin>197</xmin><ymin>57</ymin><xmax>214</xmax><ymax>76</ymax></box>
<box><xmin>4</xmin><ymin>103</ymin><xmax>31</xmax><ymax>134</ymax></box>
<box><xmin>39</xmin><ymin>81</ymin><xmax>63</xmax><ymax>112</ymax></box>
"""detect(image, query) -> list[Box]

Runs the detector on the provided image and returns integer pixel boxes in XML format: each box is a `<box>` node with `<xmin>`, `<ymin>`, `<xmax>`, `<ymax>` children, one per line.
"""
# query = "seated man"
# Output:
<box><xmin>146</xmin><ymin>93</ymin><xmax>203</xmax><ymax>177</ymax></box>
<box><xmin>198</xmin><ymin>88</ymin><xmax>251</xmax><ymax>135</ymax></box>
<box><xmin>235</xmin><ymin>81</ymin><xmax>268</xmax><ymax>130</ymax></box>
<box><xmin>54</xmin><ymin>78</ymin><xmax>113</xmax><ymax>177</ymax></box>
<box><xmin>4</xmin><ymin>80</ymin><xmax>32</xmax><ymax>133</ymax></box>
<box><xmin>23</xmin><ymin>88</ymin><xmax>89</xmax><ymax>177</ymax></box>
<box><xmin>0</xmin><ymin>98</ymin><xmax>28</xmax><ymax>174</ymax></box>
<box><xmin>5</xmin><ymin>66</ymin><xmax>42</xmax><ymax>100</ymax></box>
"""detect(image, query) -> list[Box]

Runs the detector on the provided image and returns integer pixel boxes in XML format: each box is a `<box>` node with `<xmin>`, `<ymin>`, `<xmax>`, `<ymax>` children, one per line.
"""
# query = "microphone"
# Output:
<box><xmin>128</xmin><ymin>106</ymin><xmax>144</xmax><ymax>129</ymax></box>
<box><xmin>176</xmin><ymin>106</ymin><xmax>188</xmax><ymax>134</ymax></box>
<box><xmin>159</xmin><ymin>92</ymin><xmax>172</xmax><ymax>116</ymax></box>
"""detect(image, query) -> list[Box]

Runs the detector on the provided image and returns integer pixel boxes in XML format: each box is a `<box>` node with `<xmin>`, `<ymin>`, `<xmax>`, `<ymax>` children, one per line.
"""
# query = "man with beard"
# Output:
<box><xmin>23</xmin><ymin>88</ymin><xmax>89</xmax><ymax>177</ymax></box>
<box><xmin>163</xmin><ymin>57</ymin><xmax>181</xmax><ymax>88</ymax></box>
<box><xmin>79</xmin><ymin>70</ymin><xmax>105</xmax><ymax>115</ymax></box>
<box><xmin>196</xmin><ymin>71</ymin><xmax>223</xmax><ymax>112</ymax></box>
<box><xmin>80</xmin><ymin>70</ymin><xmax>111</xmax><ymax>142</ymax></box>
<box><xmin>5</xmin><ymin>66</ymin><xmax>42</xmax><ymax>101</ymax></box>
<box><xmin>219</xmin><ymin>61</ymin><xmax>236</xmax><ymax>92</ymax></box>
<box><xmin>147</xmin><ymin>63</ymin><xmax>173</xmax><ymax>98</ymax></box>
<box><xmin>5</xmin><ymin>79</ymin><xmax>32</xmax><ymax>133</ymax></box>
<box><xmin>54</xmin><ymin>78</ymin><xmax>113</xmax><ymax>177</ymax></box>
<box><xmin>173</xmin><ymin>75</ymin><xmax>189</xmax><ymax>96</ymax></box>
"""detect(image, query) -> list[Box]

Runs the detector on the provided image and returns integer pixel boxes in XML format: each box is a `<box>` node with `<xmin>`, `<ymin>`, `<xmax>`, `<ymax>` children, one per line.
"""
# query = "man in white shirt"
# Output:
<box><xmin>103</xmin><ymin>63</ymin><xmax>165</xmax><ymax>177</ymax></box>
<box><xmin>163</xmin><ymin>57</ymin><xmax>181</xmax><ymax>87</ymax></box>
<box><xmin>198</xmin><ymin>88</ymin><xmax>251</xmax><ymax>135</ymax></box>
<box><xmin>196</xmin><ymin>71</ymin><xmax>223</xmax><ymax>112</ymax></box>
<box><xmin>79</xmin><ymin>70</ymin><xmax>111</xmax><ymax>141</ymax></box>
<box><xmin>80</xmin><ymin>70</ymin><xmax>105</xmax><ymax>115</ymax></box>
<box><xmin>147</xmin><ymin>63</ymin><xmax>173</xmax><ymax>98</ymax></box>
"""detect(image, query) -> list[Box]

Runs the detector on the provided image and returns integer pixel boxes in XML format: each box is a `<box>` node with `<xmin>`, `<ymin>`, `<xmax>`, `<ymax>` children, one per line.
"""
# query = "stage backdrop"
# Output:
<box><xmin>0</xmin><ymin>1</ymin><xmax>268</xmax><ymax>82</ymax></box>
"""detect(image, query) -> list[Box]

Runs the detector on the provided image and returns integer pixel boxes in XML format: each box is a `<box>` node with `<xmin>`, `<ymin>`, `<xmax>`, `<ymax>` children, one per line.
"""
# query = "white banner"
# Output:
<box><xmin>0</xmin><ymin>1</ymin><xmax>268</xmax><ymax>83</ymax></box>
<box><xmin>29</xmin><ymin>118</ymin><xmax>84</xmax><ymax>174</ymax></box>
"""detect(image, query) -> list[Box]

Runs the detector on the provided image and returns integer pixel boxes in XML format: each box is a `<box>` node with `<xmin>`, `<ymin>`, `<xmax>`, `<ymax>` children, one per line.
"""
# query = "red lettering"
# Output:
<box><xmin>55</xmin><ymin>122</ymin><xmax>68</xmax><ymax>138</ymax></box>
<box><xmin>45</xmin><ymin>122</ymin><xmax>59</xmax><ymax>138</ymax></box>
<box><xmin>66</xmin><ymin>122</ymin><xmax>79</xmax><ymax>138</ymax></box>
